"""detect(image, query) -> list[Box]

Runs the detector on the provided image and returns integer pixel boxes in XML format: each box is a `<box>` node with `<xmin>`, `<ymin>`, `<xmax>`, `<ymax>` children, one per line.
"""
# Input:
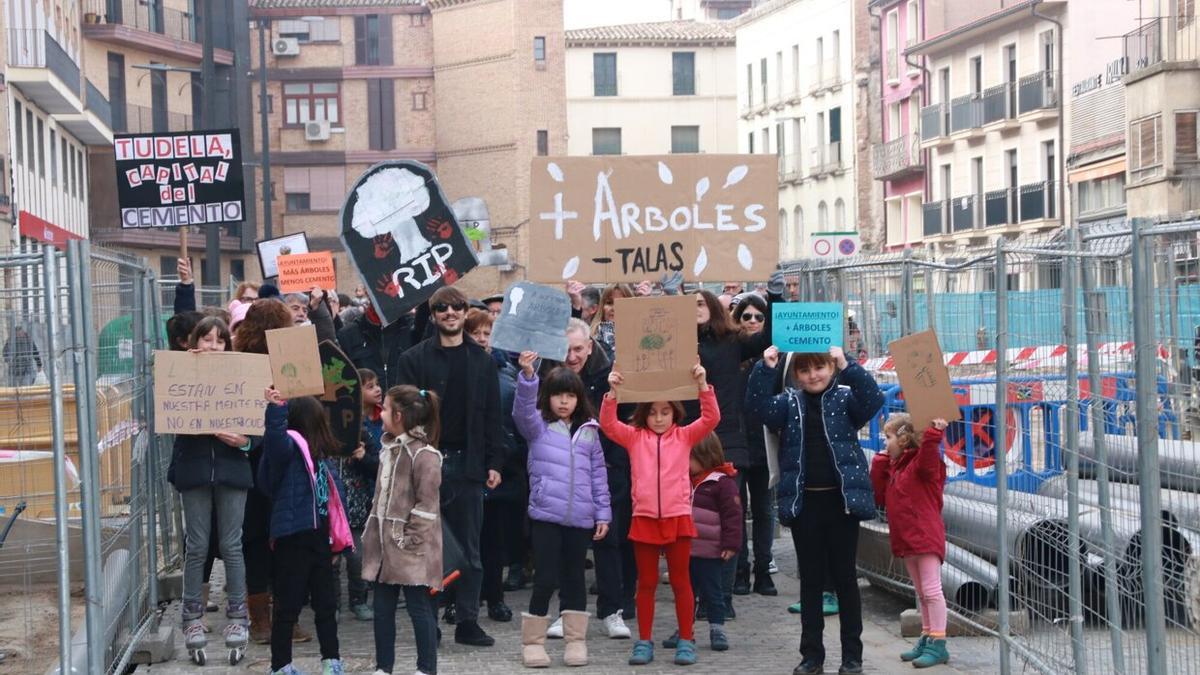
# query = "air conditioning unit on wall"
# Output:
<box><xmin>304</xmin><ymin>120</ymin><xmax>331</xmax><ymax>142</ymax></box>
<box><xmin>272</xmin><ymin>37</ymin><xmax>299</xmax><ymax>56</ymax></box>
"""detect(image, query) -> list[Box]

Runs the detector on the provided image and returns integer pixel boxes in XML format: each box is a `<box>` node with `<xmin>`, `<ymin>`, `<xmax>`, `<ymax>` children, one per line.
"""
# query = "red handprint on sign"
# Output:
<box><xmin>437</xmin><ymin>265</ymin><xmax>460</xmax><ymax>285</ymax></box>
<box><xmin>373</xmin><ymin>234</ymin><xmax>394</xmax><ymax>259</ymax></box>
<box><xmin>375</xmin><ymin>274</ymin><xmax>400</xmax><ymax>298</ymax></box>
<box><xmin>426</xmin><ymin>218</ymin><xmax>454</xmax><ymax>240</ymax></box>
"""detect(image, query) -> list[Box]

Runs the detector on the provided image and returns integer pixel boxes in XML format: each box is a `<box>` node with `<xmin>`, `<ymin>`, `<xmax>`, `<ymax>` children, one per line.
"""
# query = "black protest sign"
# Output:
<box><xmin>319</xmin><ymin>340</ymin><xmax>362</xmax><ymax>456</ymax></box>
<box><xmin>114</xmin><ymin>130</ymin><xmax>245</xmax><ymax>228</ymax></box>
<box><xmin>340</xmin><ymin>161</ymin><xmax>479</xmax><ymax>326</ymax></box>
<box><xmin>489</xmin><ymin>282</ymin><xmax>572</xmax><ymax>361</ymax></box>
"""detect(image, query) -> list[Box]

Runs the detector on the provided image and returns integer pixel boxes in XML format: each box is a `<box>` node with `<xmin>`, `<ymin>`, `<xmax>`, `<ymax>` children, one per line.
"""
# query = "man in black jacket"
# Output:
<box><xmin>393</xmin><ymin>286</ymin><xmax>505</xmax><ymax>647</ymax></box>
<box><xmin>336</xmin><ymin>303</ymin><xmax>416</xmax><ymax>389</ymax></box>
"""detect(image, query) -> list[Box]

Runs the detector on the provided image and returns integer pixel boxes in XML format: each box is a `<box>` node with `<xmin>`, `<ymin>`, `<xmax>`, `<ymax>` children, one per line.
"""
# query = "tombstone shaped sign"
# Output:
<box><xmin>528</xmin><ymin>155</ymin><xmax>778</xmax><ymax>283</ymax></box>
<box><xmin>340</xmin><ymin>161</ymin><xmax>479</xmax><ymax>325</ymax></box>
<box><xmin>489</xmin><ymin>282</ymin><xmax>572</xmax><ymax>361</ymax></box>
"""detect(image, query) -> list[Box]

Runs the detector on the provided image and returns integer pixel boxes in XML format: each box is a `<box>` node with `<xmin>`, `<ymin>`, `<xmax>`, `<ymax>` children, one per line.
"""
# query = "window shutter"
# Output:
<box><xmin>354</xmin><ymin>16</ymin><xmax>366</xmax><ymax>65</ymax></box>
<box><xmin>378</xmin><ymin>15</ymin><xmax>394</xmax><ymax>66</ymax></box>
<box><xmin>380</xmin><ymin>79</ymin><xmax>396</xmax><ymax>151</ymax></box>
<box><xmin>1178</xmin><ymin>112</ymin><xmax>1198</xmax><ymax>161</ymax></box>
<box><xmin>367</xmin><ymin>79</ymin><xmax>382</xmax><ymax>150</ymax></box>
<box><xmin>284</xmin><ymin>167</ymin><xmax>310</xmax><ymax>193</ymax></box>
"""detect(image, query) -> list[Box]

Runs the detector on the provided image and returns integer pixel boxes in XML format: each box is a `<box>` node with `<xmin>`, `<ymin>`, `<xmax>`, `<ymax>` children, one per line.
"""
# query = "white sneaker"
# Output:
<box><xmin>603</xmin><ymin>610</ymin><xmax>632</xmax><ymax>639</ymax></box>
<box><xmin>768</xmin><ymin>558</ymin><xmax>779</xmax><ymax>574</ymax></box>
<box><xmin>546</xmin><ymin>616</ymin><xmax>564</xmax><ymax>639</ymax></box>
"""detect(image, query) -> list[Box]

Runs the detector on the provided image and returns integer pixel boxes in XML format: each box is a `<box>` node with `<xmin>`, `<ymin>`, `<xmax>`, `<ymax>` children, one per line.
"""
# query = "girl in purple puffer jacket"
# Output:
<box><xmin>513</xmin><ymin>351</ymin><xmax>612</xmax><ymax>669</ymax></box>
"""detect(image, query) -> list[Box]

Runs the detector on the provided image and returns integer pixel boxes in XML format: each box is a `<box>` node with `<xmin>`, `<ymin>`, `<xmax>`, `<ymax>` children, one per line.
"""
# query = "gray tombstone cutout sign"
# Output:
<box><xmin>489</xmin><ymin>282</ymin><xmax>571</xmax><ymax>361</ymax></box>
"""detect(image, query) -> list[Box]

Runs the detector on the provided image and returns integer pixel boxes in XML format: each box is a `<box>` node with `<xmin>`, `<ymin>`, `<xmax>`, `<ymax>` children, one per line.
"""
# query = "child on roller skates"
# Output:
<box><xmin>168</xmin><ymin>317</ymin><xmax>251</xmax><ymax>665</ymax></box>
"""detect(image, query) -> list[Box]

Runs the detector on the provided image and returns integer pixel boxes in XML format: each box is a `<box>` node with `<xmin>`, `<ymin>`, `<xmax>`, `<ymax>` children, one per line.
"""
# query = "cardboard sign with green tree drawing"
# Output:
<box><xmin>613</xmin><ymin>295</ymin><xmax>698</xmax><ymax>403</ymax></box>
<box><xmin>265</xmin><ymin>325</ymin><xmax>325</xmax><ymax>398</ymax></box>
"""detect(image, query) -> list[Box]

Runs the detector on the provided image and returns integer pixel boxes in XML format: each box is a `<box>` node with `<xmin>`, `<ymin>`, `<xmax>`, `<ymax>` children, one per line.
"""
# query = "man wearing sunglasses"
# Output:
<box><xmin>393</xmin><ymin>285</ymin><xmax>506</xmax><ymax>648</ymax></box>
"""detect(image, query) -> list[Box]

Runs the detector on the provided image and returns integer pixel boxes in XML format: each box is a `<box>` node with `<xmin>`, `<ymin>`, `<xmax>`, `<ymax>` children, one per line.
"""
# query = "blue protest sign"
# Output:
<box><xmin>772</xmin><ymin>302</ymin><xmax>844</xmax><ymax>353</ymax></box>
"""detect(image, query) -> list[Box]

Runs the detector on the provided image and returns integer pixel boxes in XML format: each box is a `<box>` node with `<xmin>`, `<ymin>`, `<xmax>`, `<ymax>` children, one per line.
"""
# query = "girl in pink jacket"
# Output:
<box><xmin>600</xmin><ymin>362</ymin><xmax>719</xmax><ymax>667</ymax></box>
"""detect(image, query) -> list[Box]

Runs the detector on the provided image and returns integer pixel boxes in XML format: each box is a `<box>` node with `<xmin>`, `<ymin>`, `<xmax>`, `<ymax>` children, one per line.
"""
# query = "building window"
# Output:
<box><xmin>1181</xmin><ymin>0</ymin><xmax>1195</xmax><ymax>28</ymax></box>
<box><xmin>36</xmin><ymin>118</ymin><xmax>45</xmax><ymax>179</ymax></box>
<box><xmin>61</xmin><ymin>138</ymin><xmax>69</xmax><ymax>189</ymax></box>
<box><xmin>537</xmin><ymin>129</ymin><xmax>549</xmax><ymax>156</ymax></box>
<box><xmin>410</xmin><ymin>13</ymin><xmax>425</xmax><ymax>27</ymax></box>
<box><xmin>672</xmin><ymin>52</ymin><xmax>695</xmax><ymax>95</ymax></box>
<box><xmin>49</xmin><ymin>129</ymin><xmax>57</xmax><ymax>187</ymax></box>
<box><xmin>746</xmin><ymin>63</ymin><xmax>753</xmax><ymax>106</ymax></box>
<box><xmin>231</xmin><ymin>259</ymin><xmax>245</xmax><ymax>282</ymax></box>
<box><xmin>817</xmin><ymin>201</ymin><xmax>829</xmax><ymax>231</ymax></box>
<box><xmin>413</xmin><ymin>91</ymin><xmax>427</xmax><ymax>110</ymax></box>
<box><xmin>367</xmin><ymin>79</ymin><xmax>395</xmax><ymax>151</ymax></box>
<box><xmin>716</xmin><ymin>7</ymin><xmax>741</xmax><ymax>19</ymax></box>
<box><xmin>594</xmin><ymin>53</ymin><xmax>617</xmax><ymax>96</ymax></box>
<box><xmin>283</xmin><ymin>83</ymin><xmax>340</xmax><ymax>125</ymax></box>
<box><xmin>284</xmin><ymin>166</ymin><xmax>346</xmax><ymax>211</ymax></box>
<box><xmin>285</xmin><ymin>193</ymin><xmax>311</xmax><ymax>211</ymax></box>
<box><xmin>760</xmin><ymin>56</ymin><xmax>767</xmax><ymax>103</ymax></box>
<box><xmin>1077</xmin><ymin>174</ymin><xmax>1127</xmax><ymax>216</ymax></box>
<box><xmin>671</xmin><ymin>126</ymin><xmax>699</xmax><ymax>153</ymax></box>
<box><xmin>1130</xmin><ymin>114</ymin><xmax>1162</xmax><ymax>177</ymax></box>
<box><xmin>355</xmin><ymin>15</ymin><xmax>381</xmax><ymax>65</ymax></box>
<box><xmin>592</xmin><ymin>127</ymin><xmax>621</xmax><ymax>155</ymax></box>
<box><xmin>747</xmin><ymin>132</ymin><xmax>754</xmax><ymax>154</ymax></box>
<box><xmin>108</xmin><ymin>52</ymin><xmax>127</xmax><ymax>132</ymax></box>
<box><xmin>14</xmin><ymin>101</ymin><xmax>22</xmax><ymax>165</ymax></box>
<box><xmin>834</xmin><ymin>198</ymin><xmax>846</xmax><ymax>229</ymax></box>
<box><xmin>1177</xmin><ymin>111</ymin><xmax>1198</xmax><ymax>162</ymax></box>
<box><xmin>534</xmin><ymin>36</ymin><xmax>546</xmax><ymax>63</ymax></box>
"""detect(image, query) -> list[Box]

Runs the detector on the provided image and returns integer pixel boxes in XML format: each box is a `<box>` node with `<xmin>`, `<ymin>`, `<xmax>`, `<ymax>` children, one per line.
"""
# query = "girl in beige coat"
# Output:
<box><xmin>362</xmin><ymin>386</ymin><xmax>443</xmax><ymax>675</ymax></box>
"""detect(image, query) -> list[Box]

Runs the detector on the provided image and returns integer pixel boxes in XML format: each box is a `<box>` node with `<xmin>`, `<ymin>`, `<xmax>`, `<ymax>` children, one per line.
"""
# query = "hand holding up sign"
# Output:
<box><xmin>518</xmin><ymin>351</ymin><xmax>538</xmax><ymax>378</ymax></box>
<box><xmin>607</xmin><ymin>369</ymin><xmax>625</xmax><ymax>393</ymax></box>
<box><xmin>763</xmin><ymin>345</ymin><xmax>780</xmax><ymax>369</ymax></box>
<box><xmin>830</xmin><ymin>346</ymin><xmax>848</xmax><ymax>370</ymax></box>
<box><xmin>691</xmin><ymin>359</ymin><xmax>708</xmax><ymax>390</ymax></box>
<box><xmin>265</xmin><ymin>386</ymin><xmax>286</xmax><ymax>406</ymax></box>
<box><xmin>566</xmin><ymin>280</ymin><xmax>586</xmax><ymax>308</ymax></box>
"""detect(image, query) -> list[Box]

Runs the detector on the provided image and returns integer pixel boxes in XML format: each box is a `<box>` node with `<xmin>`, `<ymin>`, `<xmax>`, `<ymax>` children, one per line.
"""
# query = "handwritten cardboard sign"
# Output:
<box><xmin>153</xmin><ymin>351</ymin><xmax>274</xmax><ymax>436</ymax></box>
<box><xmin>276</xmin><ymin>251</ymin><xmax>337</xmax><ymax>293</ymax></box>
<box><xmin>265</xmin><ymin>324</ymin><xmax>324</xmax><ymax>397</ymax></box>
<box><xmin>890</xmin><ymin>330</ymin><xmax>963</xmax><ymax>432</ymax></box>
<box><xmin>613</xmin><ymin>295</ymin><xmax>698</xmax><ymax>403</ymax></box>
<box><xmin>340</xmin><ymin>161</ymin><xmax>479</xmax><ymax>326</ymax></box>
<box><xmin>489</xmin><ymin>282</ymin><xmax>572</xmax><ymax>361</ymax></box>
<box><xmin>529</xmin><ymin>155</ymin><xmax>778</xmax><ymax>283</ymax></box>
<box><xmin>772</xmin><ymin>302</ymin><xmax>843</xmax><ymax>353</ymax></box>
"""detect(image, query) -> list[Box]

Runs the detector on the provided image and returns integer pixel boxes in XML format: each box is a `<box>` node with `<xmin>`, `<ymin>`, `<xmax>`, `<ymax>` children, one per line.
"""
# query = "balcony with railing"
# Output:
<box><xmin>809</xmin><ymin>59</ymin><xmax>842</xmax><ymax>95</ymax></box>
<box><xmin>778</xmin><ymin>153</ymin><xmax>803</xmax><ymax>184</ymax></box>
<box><xmin>949</xmin><ymin>93</ymin><xmax>983</xmax><ymax>134</ymax></box>
<box><xmin>981</xmin><ymin>82</ymin><xmax>1016</xmax><ymax>126</ymax></box>
<box><xmin>922</xmin><ymin>181</ymin><xmax>1059</xmax><ymax>238</ymax></box>
<box><xmin>919</xmin><ymin>102</ymin><xmax>947</xmax><ymax>144</ymax></box>
<box><xmin>1017</xmin><ymin>70</ymin><xmax>1059</xmax><ymax>117</ymax></box>
<box><xmin>82</xmin><ymin>0</ymin><xmax>234</xmax><ymax>63</ymax></box>
<box><xmin>1123</xmin><ymin>14</ymin><xmax>1200</xmax><ymax>72</ymax></box>
<box><xmin>811</xmin><ymin>142</ymin><xmax>844</xmax><ymax>176</ymax></box>
<box><xmin>872</xmin><ymin>134</ymin><xmax>922</xmax><ymax>181</ymax></box>
<box><xmin>6</xmin><ymin>29</ymin><xmax>83</xmax><ymax>112</ymax></box>
<box><xmin>114</xmin><ymin>103</ymin><xmax>194</xmax><ymax>134</ymax></box>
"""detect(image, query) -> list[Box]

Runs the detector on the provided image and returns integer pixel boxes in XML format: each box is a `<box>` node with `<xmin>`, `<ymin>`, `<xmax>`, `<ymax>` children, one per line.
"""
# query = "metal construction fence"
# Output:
<box><xmin>780</xmin><ymin>219</ymin><xmax>1200</xmax><ymax>674</ymax></box>
<box><xmin>0</xmin><ymin>240</ymin><xmax>182</xmax><ymax>675</ymax></box>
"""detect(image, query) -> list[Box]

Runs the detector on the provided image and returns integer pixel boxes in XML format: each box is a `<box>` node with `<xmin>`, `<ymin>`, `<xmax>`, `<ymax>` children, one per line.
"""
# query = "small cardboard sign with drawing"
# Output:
<box><xmin>276</xmin><ymin>251</ymin><xmax>337</xmax><ymax>293</ymax></box>
<box><xmin>529</xmin><ymin>155</ymin><xmax>778</xmax><ymax>283</ymax></box>
<box><xmin>772</xmin><ymin>302</ymin><xmax>844</xmax><ymax>353</ymax></box>
<box><xmin>265</xmin><ymin>324</ymin><xmax>325</xmax><ymax>398</ymax></box>
<box><xmin>153</xmin><ymin>351</ymin><xmax>274</xmax><ymax>435</ymax></box>
<box><xmin>612</xmin><ymin>295</ymin><xmax>698</xmax><ymax>403</ymax></box>
<box><xmin>489</xmin><ymin>282</ymin><xmax>572</xmax><ymax>361</ymax></box>
<box><xmin>890</xmin><ymin>330</ymin><xmax>963</xmax><ymax>432</ymax></box>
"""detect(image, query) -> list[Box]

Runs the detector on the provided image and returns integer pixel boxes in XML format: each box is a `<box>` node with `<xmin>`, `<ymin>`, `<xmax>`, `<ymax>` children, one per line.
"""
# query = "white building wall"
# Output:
<box><xmin>566</xmin><ymin>43</ymin><xmax>738</xmax><ymax>155</ymax></box>
<box><xmin>735</xmin><ymin>0</ymin><xmax>858</xmax><ymax>260</ymax></box>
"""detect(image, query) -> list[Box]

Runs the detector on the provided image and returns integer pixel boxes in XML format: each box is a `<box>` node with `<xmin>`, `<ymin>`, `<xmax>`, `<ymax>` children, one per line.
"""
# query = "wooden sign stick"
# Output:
<box><xmin>180</xmin><ymin>227</ymin><xmax>189</xmax><ymax>261</ymax></box>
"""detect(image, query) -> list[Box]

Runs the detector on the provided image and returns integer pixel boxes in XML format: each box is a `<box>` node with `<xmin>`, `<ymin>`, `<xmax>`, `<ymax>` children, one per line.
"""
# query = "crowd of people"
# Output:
<box><xmin>162</xmin><ymin>257</ymin><xmax>953</xmax><ymax>675</ymax></box>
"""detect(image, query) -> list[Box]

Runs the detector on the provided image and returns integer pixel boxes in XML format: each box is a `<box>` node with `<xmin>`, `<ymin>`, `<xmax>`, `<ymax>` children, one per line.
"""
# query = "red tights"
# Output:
<box><xmin>633</xmin><ymin>539</ymin><xmax>694</xmax><ymax>641</ymax></box>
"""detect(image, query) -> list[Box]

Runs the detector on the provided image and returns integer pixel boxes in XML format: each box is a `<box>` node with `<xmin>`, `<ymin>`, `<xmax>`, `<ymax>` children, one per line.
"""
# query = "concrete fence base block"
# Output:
<box><xmin>130</xmin><ymin>625</ymin><xmax>177</xmax><ymax>665</ymax></box>
<box><xmin>900</xmin><ymin>608</ymin><xmax>1029</xmax><ymax>638</ymax></box>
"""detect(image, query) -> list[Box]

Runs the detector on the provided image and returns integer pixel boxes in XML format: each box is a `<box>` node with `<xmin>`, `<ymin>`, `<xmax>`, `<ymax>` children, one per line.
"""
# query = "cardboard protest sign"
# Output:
<box><xmin>265</xmin><ymin>324</ymin><xmax>324</xmax><ymax>397</ymax></box>
<box><xmin>319</xmin><ymin>340</ymin><xmax>362</xmax><ymax>455</ymax></box>
<box><xmin>613</xmin><ymin>295</ymin><xmax>698</xmax><ymax>403</ymax></box>
<box><xmin>529</xmin><ymin>155</ymin><xmax>778</xmax><ymax>283</ymax></box>
<box><xmin>114</xmin><ymin>130</ymin><xmax>244</xmax><ymax>228</ymax></box>
<box><xmin>489</xmin><ymin>282</ymin><xmax>572</xmax><ymax>361</ymax></box>
<box><xmin>276</xmin><ymin>251</ymin><xmax>337</xmax><ymax>293</ymax></box>
<box><xmin>153</xmin><ymin>351</ymin><xmax>273</xmax><ymax>435</ymax></box>
<box><xmin>256</xmin><ymin>232</ymin><xmax>310</xmax><ymax>279</ymax></box>
<box><xmin>340</xmin><ymin>161</ymin><xmax>479</xmax><ymax>326</ymax></box>
<box><xmin>772</xmin><ymin>302</ymin><xmax>844</xmax><ymax>353</ymax></box>
<box><xmin>890</xmin><ymin>330</ymin><xmax>963</xmax><ymax>432</ymax></box>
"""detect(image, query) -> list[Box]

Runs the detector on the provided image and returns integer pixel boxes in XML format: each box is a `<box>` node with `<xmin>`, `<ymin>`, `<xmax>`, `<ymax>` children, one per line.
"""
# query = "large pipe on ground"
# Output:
<box><xmin>858</xmin><ymin>519</ymin><xmax>996</xmax><ymax>613</ymax></box>
<box><xmin>1077</xmin><ymin>433</ymin><xmax>1200</xmax><ymax>494</ymax></box>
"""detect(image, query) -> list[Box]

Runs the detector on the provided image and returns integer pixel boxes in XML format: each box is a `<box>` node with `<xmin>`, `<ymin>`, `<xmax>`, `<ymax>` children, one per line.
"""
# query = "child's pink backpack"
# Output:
<box><xmin>287</xmin><ymin>430</ymin><xmax>354</xmax><ymax>553</ymax></box>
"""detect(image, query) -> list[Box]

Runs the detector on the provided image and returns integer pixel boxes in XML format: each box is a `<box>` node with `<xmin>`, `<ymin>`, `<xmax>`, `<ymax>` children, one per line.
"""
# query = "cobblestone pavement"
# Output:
<box><xmin>141</xmin><ymin>530</ymin><xmax>998</xmax><ymax>674</ymax></box>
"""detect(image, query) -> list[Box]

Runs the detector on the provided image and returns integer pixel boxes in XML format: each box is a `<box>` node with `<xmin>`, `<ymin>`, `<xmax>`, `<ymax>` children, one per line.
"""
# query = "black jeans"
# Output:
<box><xmin>440</xmin><ymin>463</ymin><xmax>485</xmax><ymax>623</ymax></box>
<box><xmin>792</xmin><ymin>490</ymin><xmax>862</xmax><ymax>665</ymax></box>
<box><xmin>374</xmin><ymin>583</ymin><xmax>438</xmax><ymax>675</ymax></box>
<box><xmin>690</xmin><ymin>557</ymin><xmax>725</xmax><ymax>625</ymax></box>
<box><xmin>529</xmin><ymin>520</ymin><xmax>593</xmax><ymax>616</ymax></box>
<box><xmin>333</xmin><ymin>528</ymin><xmax>368</xmax><ymax>608</ymax></box>
<box><xmin>737</xmin><ymin>466</ymin><xmax>775</xmax><ymax>576</ymax></box>
<box><xmin>481</xmin><ymin>498</ymin><xmax>523</xmax><ymax>605</ymax></box>
<box><xmin>270</xmin><ymin>526</ymin><xmax>339</xmax><ymax>670</ymax></box>
<box><xmin>593</xmin><ymin>489</ymin><xmax>636</xmax><ymax>619</ymax></box>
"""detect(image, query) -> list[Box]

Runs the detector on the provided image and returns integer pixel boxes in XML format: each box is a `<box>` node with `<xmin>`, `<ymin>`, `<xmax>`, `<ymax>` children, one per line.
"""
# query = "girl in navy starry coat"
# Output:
<box><xmin>744</xmin><ymin>345</ymin><xmax>884</xmax><ymax>675</ymax></box>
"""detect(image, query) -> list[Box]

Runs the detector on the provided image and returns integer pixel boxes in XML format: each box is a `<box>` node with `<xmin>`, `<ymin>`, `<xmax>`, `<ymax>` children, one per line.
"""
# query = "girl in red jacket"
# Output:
<box><xmin>870</xmin><ymin>415</ymin><xmax>950</xmax><ymax>669</ymax></box>
<box><xmin>601</xmin><ymin>362</ymin><xmax>719</xmax><ymax>667</ymax></box>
